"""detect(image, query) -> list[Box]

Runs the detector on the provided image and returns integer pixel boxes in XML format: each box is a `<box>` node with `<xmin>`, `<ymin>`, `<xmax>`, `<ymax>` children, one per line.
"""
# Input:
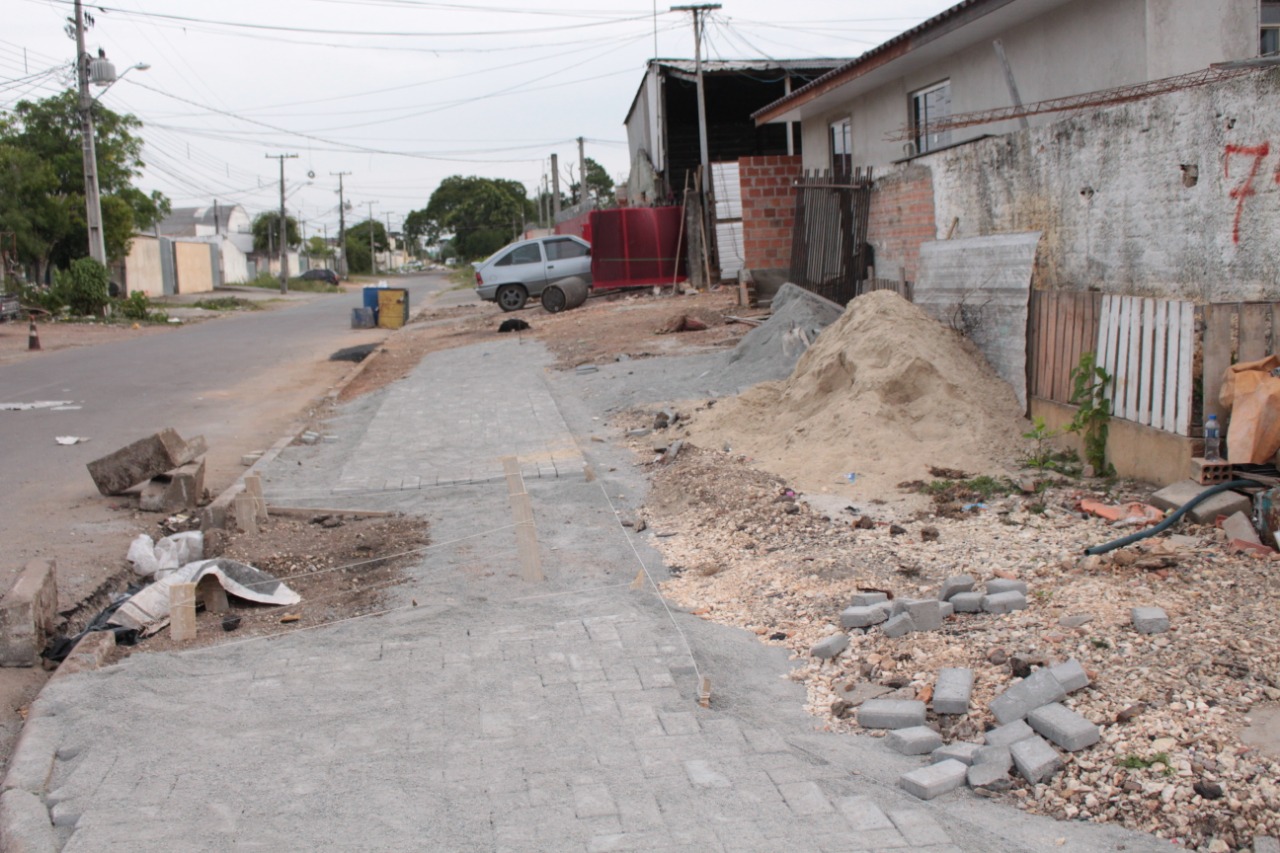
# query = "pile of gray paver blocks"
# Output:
<box><xmin>836</xmin><ymin>574</ymin><xmax>1029</xmax><ymax>642</ymax></box>
<box><xmin>855</xmin><ymin>656</ymin><xmax>1098</xmax><ymax>801</ymax></box>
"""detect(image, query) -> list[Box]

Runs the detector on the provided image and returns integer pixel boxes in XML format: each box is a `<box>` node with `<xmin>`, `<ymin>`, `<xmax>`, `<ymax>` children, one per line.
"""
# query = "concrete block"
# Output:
<box><xmin>1149</xmin><ymin>480</ymin><xmax>1251</xmax><ymax>524</ymax></box>
<box><xmin>974</xmin><ymin>745</ymin><xmax>1013</xmax><ymax>769</ymax></box>
<box><xmin>984</xmin><ymin>720</ymin><xmax>1036</xmax><ymax>747</ymax></box>
<box><xmin>86</xmin><ymin>427</ymin><xmax>190</xmax><ymax>495</ymax></box>
<box><xmin>840</xmin><ymin>605</ymin><xmax>888</xmax><ymax>629</ymax></box>
<box><xmin>0</xmin><ymin>560</ymin><xmax>58</xmax><ymax>668</ymax></box>
<box><xmin>931</xmin><ymin>742</ymin><xmax>982</xmax><ymax>766</ymax></box>
<box><xmin>1027</xmin><ymin>702</ymin><xmax>1101</xmax><ymax>752</ymax></box>
<box><xmin>939</xmin><ymin>601</ymin><xmax>954</xmax><ymax>619</ymax></box>
<box><xmin>1132</xmin><ymin>606</ymin><xmax>1170</xmax><ymax>634</ymax></box>
<box><xmin>899</xmin><ymin>759</ymin><xmax>967</xmax><ymax>800</ymax></box>
<box><xmin>950</xmin><ymin>591</ymin><xmax>983</xmax><ymax>613</ymax></box>
<box><xmin>989</xmin><ymin>669</ymin><xmax>1067</xmax><ymax>724</ymax></box>
<box><xmin>52</xmin><ymin>631</ymin><xmax>115</xmax><ymax>680</ymax></box>
<box><xmin>881</xmin><ymin>613</ymin><xmax>915</xmax><ymax>638</ymax></box>
<box><xmin>985</xmin><ymin>578</ymin><xmax>1028</xmax><ymax>596</ymax></box>
<box><xmin>933</xmin><ymin>668</ymin><xmax>973</xmax><ymax>715</ymax></box>
<box><xmin>0</xmin><ymin>788</ymin><xmax>60</xmax><ymax>852</ymax></box>
<box><xmin>810</xmin><ymin>633</ymin><xmax>849</xmax><ymax>659</ymax></box>
<box><xmin>938</xmin><ymin>574</ymin><xmax>975</xmax><ymax>601</ymax></box>
<box><xmin>1049</xmin><ymin>658</ymin><xmax>1090</xmax><ymax>693</ymax></box>
<box><xmin>887</xmin><ymin>726</ymin><xmax>944</xmax><ymax>755</ymax></box>
<box><xmin>1223</xmin><ymin>511</ymin><xmax>1261</xmax><ymax>546</ymax></box>
<box><xmin>1010</xmin><ymin>735</ymin><xmax>1063</xmax><ymax>784</ymax></box>
<box><xmin>967</xmin><ymin>761</ymin><xmax>1013</xmax><ymax>792</ymax></box>
<box><xmin>857</xmin><ymin>699</ymin><xmax>926</xmax><ymax>730</ymax></box>
<box><xmin>1253</xmin><ymin>836</ymin><xmax>1280</xmax><ymax>853</ymax></box>
<box><xmin>850</xmin><ymin>592</ymin><xmax>888</xmax><ymax>607</ymax></box>
<box><xmin>981</xmin><ymin>591</ymin><xmax>1028</xmax><ymax>614</ymax></box>
<box><xmin>905</xmin><ymin>599</ymin><xmax>943</xmax><ymax>631</ymax></box>
<box><xmin>138</xmin><ymin>457</ymin><xmax>205</xmax><ymax>513</ymax></box>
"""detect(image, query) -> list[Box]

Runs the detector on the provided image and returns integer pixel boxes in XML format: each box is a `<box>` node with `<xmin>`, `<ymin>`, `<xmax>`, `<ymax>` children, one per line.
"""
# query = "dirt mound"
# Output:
<box><xmin>686</xmin><ymin>290</ymin><xmax>1029</xmax><ymax>503</ymax></box>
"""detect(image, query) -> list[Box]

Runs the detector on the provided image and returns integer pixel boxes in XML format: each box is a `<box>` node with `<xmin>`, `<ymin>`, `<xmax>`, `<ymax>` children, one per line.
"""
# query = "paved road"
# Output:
<box><xmin>0</xmin><ymin>274</ymin><xmax>446</xmax><ymax>600</ymax></box>
<box><xmin>26</xmin><ymin>337</ymin><xmax>1175</xmax><ymax>852</ymax></box>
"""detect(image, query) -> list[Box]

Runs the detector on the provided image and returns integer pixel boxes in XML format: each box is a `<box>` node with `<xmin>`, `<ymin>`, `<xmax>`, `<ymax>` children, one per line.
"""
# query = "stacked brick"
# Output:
<box><xmin>739</xmin><ymin>155</ymin><xmax>802</xmax><ymax>272</ymax></box>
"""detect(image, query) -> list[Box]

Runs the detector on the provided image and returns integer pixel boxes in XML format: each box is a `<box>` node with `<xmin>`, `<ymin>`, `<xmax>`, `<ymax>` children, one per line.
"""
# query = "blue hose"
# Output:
<box><xmin>1083</xmin><ymin>479</ymin><xmax>1263</xmax><ymax>555</ymax></box>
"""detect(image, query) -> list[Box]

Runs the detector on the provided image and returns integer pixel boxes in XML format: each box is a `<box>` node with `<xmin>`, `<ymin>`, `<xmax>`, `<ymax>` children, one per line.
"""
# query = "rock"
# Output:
<box><xmin>1193</xmin><ymin>781</ymin><xmax>1224</xmax><ymax>800</ymax></box>
<box><xmin>831</xmin><ymin>699</ymin><xmax>852</xmax><ymax>718</ymax></box>
<box><xmin>889</xmin><ymin>524</ymin><xmax>907</xmax><ymax>536</ymax></box>
<box><xmin>1116</xmin><ymin>704</ymin><xmax>1143</xmax><ymax>723</ymax></box>
<box><xmin>1009</xmin><ymin>652</ymin><xmax>1046</xmax><ymax>679</ymax></box>
<box><xmin>921</xmin><ymin>526</ymin><xmax>940</xmax><ymax>542</ymax></box>
<box><xmin>987</xmin><ymin>648</ymin><xmax>1008</xmax><ymax>666</ymax></box>
<box><xmin>857</xmin><ymin>516</ymin><xmax>875</xmax><ymax>530</ymax></box>
<box><xmin>1058</xmin><ymin>613</ymin><xmax>1095</xmax><ymax>629</ymax></box>
<box><xmin>810</xmin><ymin>633</ymin><xmax>849</xmax><ymax>659</ymax></box>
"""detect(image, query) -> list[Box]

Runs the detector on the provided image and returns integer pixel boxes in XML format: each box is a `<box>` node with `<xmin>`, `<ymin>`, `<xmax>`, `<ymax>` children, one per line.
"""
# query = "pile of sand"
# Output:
<box><xmin>686</xmin><ymin>290</ymin><xmax>1030</xmax><ymax>503</ymax></box>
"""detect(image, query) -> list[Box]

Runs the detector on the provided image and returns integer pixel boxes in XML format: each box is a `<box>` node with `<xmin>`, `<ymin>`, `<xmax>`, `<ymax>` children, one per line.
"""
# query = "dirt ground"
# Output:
<box><xmin>0</xmin><ymin>317</ymin><xmax>176</xmax><ymax>367</ymax></box>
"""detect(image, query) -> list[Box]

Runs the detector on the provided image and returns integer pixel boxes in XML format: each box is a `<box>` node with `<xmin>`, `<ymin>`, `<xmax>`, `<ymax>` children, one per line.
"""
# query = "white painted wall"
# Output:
<box><xmin>919</xmin><ymin>67</ymin><xmax>1280</xmax><ymax>302</ymax></box>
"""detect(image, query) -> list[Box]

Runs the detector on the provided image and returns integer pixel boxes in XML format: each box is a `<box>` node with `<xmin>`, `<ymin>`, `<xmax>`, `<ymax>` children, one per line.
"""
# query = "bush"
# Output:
<box><xmin>54</xmin><ymin>258</ymin><xmax>111</xmax><ymax>316</ymax></box>
<box><xmin>21</xmin><ymin>283</ymin><xmax>64</xmax><ymax>314</ymax></box>
<box><xmin>118</xmin><ymin>290</ymin><xmax>152</xmax><ymax>320</ymax></box>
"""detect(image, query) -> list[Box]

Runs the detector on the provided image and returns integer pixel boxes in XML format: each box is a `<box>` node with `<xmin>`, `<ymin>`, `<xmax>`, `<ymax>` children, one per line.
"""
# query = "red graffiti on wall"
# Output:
<box><xmin>1224</xmin><ymin>143</ymin><xmax>1270</xmax><ymax>244</ymax></box>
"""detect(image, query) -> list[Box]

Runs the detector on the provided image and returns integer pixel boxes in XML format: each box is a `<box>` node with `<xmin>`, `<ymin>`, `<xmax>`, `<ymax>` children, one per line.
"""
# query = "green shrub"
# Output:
<box><xmin>118</xmin><ymin>290</ymin><xmax>152</xmax><ymax>320</ymax></box>
<box><xmin>54</xmin><ymin>258</ymin><xmax>111</xmax><ymax>317</ymax></box>
<box><xmin>21</xmin><ymin>283</ymin><xmax>64</xmax><ymax>314</ymax></box>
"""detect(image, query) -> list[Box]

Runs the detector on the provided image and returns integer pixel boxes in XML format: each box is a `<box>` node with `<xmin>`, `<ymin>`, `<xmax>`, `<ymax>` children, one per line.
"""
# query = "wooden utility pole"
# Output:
<box><xmin>266</xmin><ymin>153</ymin><xmax>298</xmax><ymax>293</ymax></box>
<box><xmin>672</xmin><ymin>4</ymin><xmax>720</xmax><ymax>176</ymax></box>
<box><xmin>577</xmin><ymin>136</ymin><xmax>587</xmax><ymax>205</ymax></box>
<box><xmin>366</xmin><ymin>201</ymin><xmax>379</xmax><ymax>274</ymax></box>
<box><xmin>74</xmin><ymin>0</ymin><xmax>106</xmax><ymax>265</ymax></box>
<box><xmin>331</xmin><ymin>171</ymin><xmax>351</xmax><ymax>276</ymax></box>
<box><xmin>550</xmin><ymin>153</ymin><xmax>562</xmax><ymax>220</ymax></box>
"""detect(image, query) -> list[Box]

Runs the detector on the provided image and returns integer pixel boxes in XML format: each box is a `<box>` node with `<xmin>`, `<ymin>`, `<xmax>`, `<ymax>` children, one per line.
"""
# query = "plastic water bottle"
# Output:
<box><xmin>1204</xmin><ymin>414</ymin><xmax>1221</xmax><ymax>461</ymax></box>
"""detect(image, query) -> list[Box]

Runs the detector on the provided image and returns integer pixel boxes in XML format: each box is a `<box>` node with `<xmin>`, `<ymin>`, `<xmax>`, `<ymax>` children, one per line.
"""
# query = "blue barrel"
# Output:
<box><xmin>362</xmin><ymin>286</ymin><xmax>380</xmax><ymax>324</ymax></box>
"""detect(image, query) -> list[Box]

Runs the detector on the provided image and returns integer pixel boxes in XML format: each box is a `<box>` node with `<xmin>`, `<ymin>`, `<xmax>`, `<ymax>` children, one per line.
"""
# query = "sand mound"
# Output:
<box><xmin>687</xmin><ymin>290</ymin><xmax>1029</xmax><ymax>503</ymax></box>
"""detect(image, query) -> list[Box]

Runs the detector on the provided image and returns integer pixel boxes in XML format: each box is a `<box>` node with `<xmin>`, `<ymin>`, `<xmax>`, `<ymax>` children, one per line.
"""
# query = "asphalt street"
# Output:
<box><xmin>19</xmin><ymin>334</ymin><xmax>1177</xmax><ymax>852</ymax></box>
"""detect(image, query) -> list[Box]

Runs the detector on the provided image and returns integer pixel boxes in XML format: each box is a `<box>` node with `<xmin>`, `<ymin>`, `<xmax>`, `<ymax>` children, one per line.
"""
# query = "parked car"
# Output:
<box><xmin>473</xmin><ymin>235</ymin><xmax>591</xmax><ymax>311</ymax></box>
<box><xmin>300</xmin><ymin>268</ymin><xmax>340</xmax><ymax>286</ymax></box>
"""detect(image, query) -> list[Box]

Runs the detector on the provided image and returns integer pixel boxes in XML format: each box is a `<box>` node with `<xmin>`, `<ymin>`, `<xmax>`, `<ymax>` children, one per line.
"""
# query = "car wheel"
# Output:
<box><xmin>496</xmin><ymin>284</ymin><xmax>527</xmax><ymax>312</ymax></box>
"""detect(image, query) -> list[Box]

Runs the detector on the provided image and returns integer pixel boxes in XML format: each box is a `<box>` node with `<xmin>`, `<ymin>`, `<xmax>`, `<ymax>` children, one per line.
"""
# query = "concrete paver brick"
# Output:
<box><xmin>950</xmin><ymin>591</ymin><xmax>983</xmax><ymax>613</ymax></box>
<box><xmin>1253</xmin><ymin>836</ymin><xmax>1280</xmax><ymax>853</ymax></box>
<box><xmin>886</xmin><ymin>725</ymin><xmax>943</xmax><ymax>755</ymax></box>
<box><xmin>776</xmin><ymin>781</ymin><xmax>833</xmax><ymax>816</ymax></box>
<box><xmin>810</xmin><ymin>633</ymin><xmax>849</xmax><ymax>659</ymax></box>
<box><xmin>985</xmin><ymin>578</ymin><xmax>1028</xmax><ymax>596</ymax></box>
<box><xmin>981</xmin><ymin>590</ymin><xmax>1028</xmax><ymax>614</ymax></box>
<box><xmin>888</xmin><ymin>808</ymin><xmax>951</xmax><ymax>846</ymax></box>
<box><xmin>905</xmin><ymin>599</ymin><xmax>943</xmax><ymax>631</ymax></box>
<box><xmin>1132</xmin><ymin>606</ymin><xmax>1170</xmax><ymax>634</ymax></box>
<box><xmin>984</xmin><ymin>721</ymin><xmax>1035</xmax><ymax>748</ymax></box>
<box><xmin>840</xmin><ymin>605</ymin><xmax>889</xmax><ymax>629</ymax></box>
<box><xmin>974</xmin><ymin>745</ymin><xmax>1013</xmax><ymax>770</ymax></box>
<box><xmin>967</xmin><ymin>761</ymin><xmax>1013</xmax><ymax>792</ymax></box>
<box><xmin>899</xmin><ymin>760</ymin><xmax>968</xmax><ymax>800</ymax></box>
<box><xmin>1027</xmin><ymin>702</ymin><xmax>1101</xmax><ymax>751</ymax></box>
<box><xmin>881</xmin><ymin>613</ymin><xmax>915</xmax><ymax>638</ymax></box>
<box><xmin>1049</xmin><ymin>658</ymin><xmax>1090</xmax><ymax>692</ymax></box>
<box><xmin>989</xmin><ymin>669</ymin><xmax>1068</xmax><ymax>725</ymax></box>
<box><xmin>857</xmin><ymin>699</ymin><xmax>926</xmax><ymax>729</ymax></box>
<box><xmin>836</xmin><ymin>796</ymin><xmax>894</xmax><ymax>830</ymax></box>
<box><xmin>938</xmin><ymin>575</ymin><xmax>976</xmax><ymax>601</ymax></box>
<box><xmin>939</xmin><ymin>601</ymin><xmax>954</xmax><ymax>619</ymax></box>
<box><xmin>931</xmin><ymin>742</ymin><xmax>982</xmax><ymax>765</ymax></box>
<box><xmin>932</xmin><ymin>668</ymin><xmax>973</xmax><ymax>715</ymax></box>
<box><xmin>1150</xmin><ymin>480</ymin><xmax>1251</xmax><ymax>524</ymax></box>
<box><xmin>684</xmin><ymin>760</ymin><xmax>731</xmax><ymax>789</ymax></box>
<box><xmin>849</xmin><ymin>592</ymin><xmax>888</xmax><ymax>607</ymax></box>
<box><xmin>1011</xmin><ymin>735</ymin><xmax>1063</xmax><ymax>784</ymax></box>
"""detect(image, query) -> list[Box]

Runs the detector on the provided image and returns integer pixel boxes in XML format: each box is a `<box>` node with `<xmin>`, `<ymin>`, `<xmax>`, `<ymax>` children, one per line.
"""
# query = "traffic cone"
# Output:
<box><xmin>27</xmin><ymin>318</ymin><xmax>40</xmax><ymax>351</ymax></box>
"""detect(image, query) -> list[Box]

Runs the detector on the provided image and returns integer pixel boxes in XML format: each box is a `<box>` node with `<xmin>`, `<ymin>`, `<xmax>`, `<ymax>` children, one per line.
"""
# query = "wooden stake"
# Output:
<box><xmin>501</xmin><ymin>456</ymin><xmax>544</xmax><ymax>582</ymax></box>
<box><xmin>234</xmin><ymin>494</ymin><xmax>259</xmax><ymax>535</ymax></box>
<box><xmin>170</xmin><ymin>582</ymin><xmax>197</xmax><ymax>642</ymax></box>
<box><xmin>244</xmin><ymin>474</ymin><xmax>268</xmax><ymax>522</ymax></box>
<box><xmin>631</xmin><ymin>568</ymin><xmax>646</xmax><ymax>590</ymax></box>
<box><xmin>196</xmin><ymin>575</ymin><xmax>229</xmax><ymax>614</ymax></box>
<box><xmin>698</xmin><ymin>676</ymin><xmax>712</xmax><ymax>708</ymax></box>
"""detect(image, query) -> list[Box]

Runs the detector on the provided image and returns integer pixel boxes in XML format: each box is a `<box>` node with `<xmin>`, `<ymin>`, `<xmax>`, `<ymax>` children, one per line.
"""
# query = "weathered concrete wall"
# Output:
<box><xmin>220</xmin><ymin>239</ymin><xmax>249</xmax><ymax>285</ymax></box>
<box><xmin>925</xmin><ymin>67</ymin><xmax>1280</xmax><ymax>302</ymax></box>
<box><xmin>123</xmin><ymin>235</ymin><xmax>165</xmax><ymax>297</ymax></box>
<box><xmin>174</xmin><ymin>241</ymin><xmax>214</xmax><ymax>294</ymax></box>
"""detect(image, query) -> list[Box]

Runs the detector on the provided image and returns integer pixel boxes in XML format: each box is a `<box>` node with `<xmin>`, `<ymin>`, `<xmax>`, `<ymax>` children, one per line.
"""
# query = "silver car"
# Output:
<box><xmin>473</xmin><ymin>235</ymin><xmax>592</xmax><ymax>311</ymax></box>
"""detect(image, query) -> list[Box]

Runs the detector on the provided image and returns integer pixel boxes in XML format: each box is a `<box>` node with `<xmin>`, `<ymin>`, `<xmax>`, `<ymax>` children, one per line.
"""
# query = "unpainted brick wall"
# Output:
<box><xmin>866</xmin><ymin>166</ymin><xmax>937</xmax><ymax>283</ymax></box>
<box><xmin>740</xmin><ymin>155</ymin><xmax>802</xmax><ymax>271</ymax></box>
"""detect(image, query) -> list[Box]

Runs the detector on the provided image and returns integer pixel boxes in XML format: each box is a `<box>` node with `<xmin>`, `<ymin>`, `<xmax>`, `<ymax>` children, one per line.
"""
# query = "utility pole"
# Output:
<box><xmin>577</xmin><ymin>136</ymin><xmax>587</xmax><ymax>206</ymax></box>
<box><xmin>331</xmin><ymin>171</ymin><xmax>350</xmax><ymax>276</ymax></box>
<box><xmin>550</xmin><ymin>151</ymin><xmax>560</xmax><ymax>220</ymax></box>
<box><xmin>266</xmin><ymin>153</ymin><xmax>297</xmax><ymax>293</ymax></box>
<box><xmin>74</xmin><ymin>0</ymin><xmax>106</xmax><ymax>265</ymax></box>
<box><xmin>366</xmin><ymin>201</ymin><xmax>379</xmax><ymax>275</ymax></box>
<box><xmin>672</xmin><ymin>5</ymin><xmax>720</xmax><ymax>176</ymax></box>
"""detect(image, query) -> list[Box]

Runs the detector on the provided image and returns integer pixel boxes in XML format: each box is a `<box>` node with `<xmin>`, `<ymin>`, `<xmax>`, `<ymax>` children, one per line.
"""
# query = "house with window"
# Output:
<box><xmin>753</xmin><ymin>0</ymin><xmax>1266</xmax><ymax>170</ymax></box>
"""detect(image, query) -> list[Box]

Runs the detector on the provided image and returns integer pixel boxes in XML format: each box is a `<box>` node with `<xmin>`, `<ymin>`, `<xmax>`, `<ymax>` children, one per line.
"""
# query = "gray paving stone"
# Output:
<box><xmin>881</xmin><ymin>613</ymin><xmax>915</xmax><ymax>638</ymax></box>
<box><xmin>810</xmin><ymin>633</ymin><xmax>849</xmax><ymax>659</ymax></box>
<box><xmin>1132</xmin><ymin>606</ymin><xmax>1170</xmax><ymax>634</ymax></box>
<box><xmin>938</xmin><ymin>574</ymin><xmax>976</xmax><ymax>602</ymax></box>
<box><xmin>1150</xmin><ymin>480</ymin><xmax>1251</xmax><ymax>524</ymax></box>
<box><xmin>1010</xmin><ymin>735</ymin><xmax>1063</xmax><ymax>784</ymax></box>
<box><xmin>974</xmin><ymin>745</ymin><xmax>1013</xmax><ymax>770</ymax></box>
<box><xmin>932</xmin><ymin>668</ymin><xmax>973</xmax><ymax>715</ymax></box>
<box><xmin>1254</xmin><ymin>836</ymin><xmax>1280</xmax><ymax>853</ymax></box>
<box><xmin>905</xmin><ymin>599</ymin><xmax>944</xmax><ymax>631</ymax></box>
<box><xmin>684</xmin><ymin>759</ymin><xmax>731</xmax><ymax>789</ymax></box>
<box><xmin>840</xmin><ymin>605</ymin><xmax>889</xmax><ymax>629</ymax></box>
<box><xmin>849</xmin><ymin>592</ymin><xmax>889</xmax><ymax>607</ymax></box>
<box><xmin>857</xmin><ymin>699</ymin><xmax>926</xmax><ymax>730</ymax></box>
<box><xmin>931</xmin><ymin>742</ymin><xmax>982</xmax><ymax>766</ymax></box>
<box><xmin>985</xmin><ymin>578</ymin><xmax>1028</xmax><ymax>595</ymax></box>
<box><xmin>886</xmin><ymin>725</ymin><xmax>943</xmax><ymax>755</ymax></box>
<box><xmin>836</xmin><ymin>796</ymin><xmax>894</xmax><ymax>831</ymax></box>
<box><xmin>984</xmin><ymin>720</ymin><xmax>1035</xmax><ymax>748</ymax></box>
<box><xmin>1049</xmin><ymin>658</ymin><xmax>1090</xmax><ymax>693</ymax></box>
<box><xmin>1027</xmin><ymin>702</ymin><xmax>1101</xmax><ymax>751</ymax></box>
<box><xmin>888</xmin><ymin>807</ymin><xmax>951</xmax><ymax>846</ymax></box>
<box><xmin>939</xmin><ymin>601</ymin><xmax>954</xmax><ymax>619</ymax></box>
<box><xmin>899</xmin><ymin>759</ymin><xmax>968</xmax><ymax>800</ymax></box>
<box><xmin>777</xmin><ymin>781</ymin><xmax>833</xmax><ymax>816</ymax></box>
<box><xmin>949</xmin><ymin>591</ymin><xmax>983</xmax><ymax>613</ymax></box>
<box><xmin>989</xmin><ymin>669</ymin><xmax>1068</xmax><ymax>725</ymax></box>
<box><xmin>981</xmin><ymin>590</ymin><xmax>1028</xmax><ymax>614</ymax></box>
<box><xmin>967</xmin><ymin>761</ymin><xmax>1014</xmax><ymax>792</ymax></box>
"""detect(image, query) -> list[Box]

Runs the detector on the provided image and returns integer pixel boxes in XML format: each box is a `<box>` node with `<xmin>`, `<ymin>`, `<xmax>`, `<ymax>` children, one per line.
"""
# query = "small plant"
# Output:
<box><xmin>53</xmin><ymin>258</ymin><xmax>110</xmax><ymax>317</ymax></box>
<box><xmin>1090</xmin><ymin>637</ymin><xmax>1111</xmax><ymax>649</ymax></box>
<box><xmin>1117</xmin><ymin>753</ymin><xmax>1173</xmax><ymax>775</ymax></box>
<box><xmin>1067</xmin><ymin>352</ymin><xmax>1115</xmax><ymax>477</ymax></box>
<box><xmin>118</xmin><ymin>291</ymin><xmax>151</xmax><ymax>320</ymax></box>
<box><xmin>190</xmin><ymin>297</ymin><xmax>262</xmax><ymax>312</ymax></box>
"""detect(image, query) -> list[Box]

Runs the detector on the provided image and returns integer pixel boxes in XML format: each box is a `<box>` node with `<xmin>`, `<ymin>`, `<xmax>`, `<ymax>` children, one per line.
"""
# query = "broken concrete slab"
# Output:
<box><xmin>87</xmin><ymin>428</ymin><xmax>198</xmax><ymax>495</ymax></box>
<box><xmin>0</xmin><ymin>560</ymin><xmax>58</xmax><ymax>667</ymax></box>
<box><xmin>138</xmin><ymin>457</ymin><xmax>205</xmax><ymax>513</ymax></box>
<box><xmin>1149</xmin><ymin>480</ymin><xmax>1252</xmax><ymax>525</ymax></box>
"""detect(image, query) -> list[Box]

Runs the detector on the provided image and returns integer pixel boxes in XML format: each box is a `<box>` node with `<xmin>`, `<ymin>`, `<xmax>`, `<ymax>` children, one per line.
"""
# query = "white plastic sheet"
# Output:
<box><xmin>109</xmin><ymin>558</ymin><xmax>301</xmax><ymax>634</ymax></box>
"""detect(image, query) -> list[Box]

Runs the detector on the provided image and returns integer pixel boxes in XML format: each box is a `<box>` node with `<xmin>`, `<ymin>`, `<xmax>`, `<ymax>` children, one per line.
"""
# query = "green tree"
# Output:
<box><xmin>344</xmin><ymin>219</ymin><xmax>388</xmax><ymax>274</ymax></box>
<box><xmin>304</xmin><ymin>236</ymin><xmax>333</xmax><ymax>259</ymax></box>
<box><xmin>402</xmin><ymin>209</ymin><xmax>430</xmax><ymax>257</ymax></box>
<box><xmin>251</xmin><ymin>212</ymin><xmax>300</xmax><ymax>253</ymax></box>
<box><xmin>411</xmin><ymin>175</ymin><xmax>533</xmax><ymax>259</ymax></box>
<box><xmin>0</xmin><ymin>91</ymin><xmax>169</xmax><ymax>280</ymax></box>
<box><xmin>570</xmin><ymin>157</ymin><xmax>616</xmax><ymax>206</ymax></box>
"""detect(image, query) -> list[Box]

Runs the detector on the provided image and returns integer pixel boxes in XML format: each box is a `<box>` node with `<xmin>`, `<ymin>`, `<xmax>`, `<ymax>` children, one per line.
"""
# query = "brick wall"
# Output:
<box><xmin>866</xmin><ymin>165</ymin><xmax>937</xmax><ymax>283</ymax></box>
<box><xmin>739</xmin><ymin>155</ymin><xmax>801</xmax><ymax>271</ymax></box>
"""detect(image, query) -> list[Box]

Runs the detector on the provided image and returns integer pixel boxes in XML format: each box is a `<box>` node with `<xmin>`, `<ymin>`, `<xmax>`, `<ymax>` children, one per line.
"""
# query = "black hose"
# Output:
<box><xmin>1084</xmin><ymin>478</ymin><xmax>1264</xmax><ymax>555</ymax></box>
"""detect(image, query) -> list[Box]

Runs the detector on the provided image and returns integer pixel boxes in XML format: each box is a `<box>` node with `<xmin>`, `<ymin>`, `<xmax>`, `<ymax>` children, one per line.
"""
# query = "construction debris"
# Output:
<box><xmin>86</xmin><ymin>428</ymin><xmax>206</xmax><ymax>496</ymax></box>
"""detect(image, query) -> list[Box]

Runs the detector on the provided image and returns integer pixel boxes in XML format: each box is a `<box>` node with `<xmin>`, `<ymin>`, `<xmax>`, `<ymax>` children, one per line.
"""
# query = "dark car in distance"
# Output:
<box><xmin>300</xmin><ymin>268</ymin><xmax>340</xmax><ymax>286</ymax></box>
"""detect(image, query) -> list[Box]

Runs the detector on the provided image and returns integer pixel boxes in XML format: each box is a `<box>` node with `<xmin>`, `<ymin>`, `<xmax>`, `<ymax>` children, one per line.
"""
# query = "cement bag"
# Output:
<box><xmin>1219</xmin><ymin>355</ymin><xmax>1280</xmax><ymax>409</ymax></box>
<box><xmin>1227</xmin><ymin>374</ymin><xmax>1280</xmax><ymax>463</ymax></box>
<box><xmin>126</xmin><ymin>534</ymin><xmax>160</xmax><ymax>577</ymax></box>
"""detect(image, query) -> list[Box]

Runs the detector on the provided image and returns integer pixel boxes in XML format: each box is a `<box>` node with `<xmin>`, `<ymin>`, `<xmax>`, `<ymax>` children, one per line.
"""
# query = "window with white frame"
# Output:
<box><xmin>1263</xmin><ymin>2</ymin><xmax>1280</xmax><ymax>55</ymax></box>
<box><xmin>911</xmin><ymin>80</ymin><xmax>951</xmax><ymax>155</ymax></box>
<box><xmin>829</xmin><ymin>117</ymin><xmax>852</xmax><ymax>176</ymax></box>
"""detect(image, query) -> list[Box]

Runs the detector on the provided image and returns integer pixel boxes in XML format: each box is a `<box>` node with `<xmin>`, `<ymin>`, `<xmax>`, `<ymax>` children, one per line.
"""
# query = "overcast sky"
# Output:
<box><xmin>5</xmin><ymin>0</ymin><xmax>954</xmax><ymax>238</ymax></box>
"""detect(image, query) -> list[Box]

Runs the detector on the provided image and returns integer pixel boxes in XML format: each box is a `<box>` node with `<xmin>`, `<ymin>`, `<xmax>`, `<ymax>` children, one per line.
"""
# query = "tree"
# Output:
<box><xmin>304</xmin><ymin>236</ymin><xmax>333</xmax><ymax>259</ymax></box>
<box><xmin>0</xmin><ymin>91</ymin><xmax>169</xmax><ymax>281</ymax></box>
<box><xmin>344</xmin><ymin>219</ymin><xmax>388</xmax><ymax>274</ymax></box>
<box><xmin>402</xmin><ymin>209</ymin><xmax>431</xmax><ymax>257</ymax></box>
<box><xmin>409</xmin><ymin>175</ymin><xmax>534</xmax><ymax>259</ymax></box>
<box><xmin>570</xmin><ymin>157</ymin><xmax>616</xmax><ymax>206</ymax></box>
<box><xmin>251</xmin><ymin>212</ymin><xmax>300</xmax><ymax>253</ymax></box>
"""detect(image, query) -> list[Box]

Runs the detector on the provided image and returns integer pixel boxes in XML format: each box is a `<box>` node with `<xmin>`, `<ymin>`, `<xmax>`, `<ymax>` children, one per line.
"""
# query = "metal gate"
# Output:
<box><xmin>788</xmin><ymin>168</ymin><xmax>873</xmax><ymax>305</ymax></box>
